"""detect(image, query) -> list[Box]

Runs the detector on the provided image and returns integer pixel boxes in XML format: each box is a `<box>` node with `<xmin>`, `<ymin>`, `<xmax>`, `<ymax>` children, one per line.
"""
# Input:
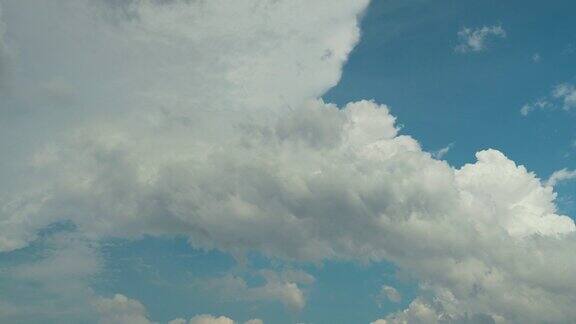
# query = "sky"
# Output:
<box><xmin>0</xmin><ymin>1</ymin><xmax>576</xmax><ymax>324</ymax></box>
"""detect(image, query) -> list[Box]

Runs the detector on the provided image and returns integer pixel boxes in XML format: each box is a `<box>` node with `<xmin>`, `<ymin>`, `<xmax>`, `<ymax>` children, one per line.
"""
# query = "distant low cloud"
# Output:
<box><xmin>95</xmin><ymin>294</ymin><xmax>151</xmax><ymax>324</ymax></box>
<box><xmin>181</xmin><ymin>315</ymin><xmax>263</xmax><ymax>324</ymax></box>
<box><xmin>455</xmin><ymin>25</ymin><xmax>506</xmax><ymax>53</ymax></box>
<box><xmin>187</xmin><ymin>315</ymin><xmax>235</xmax><ymax>324</ymax></box>
<box><xmin>372</xmin><ymin>298</ymin><xmax>496</xmax><ymax>324</ymax></box>
<box><xmin>97</xmin><ymin>295</ymin><xmax>263</xmax><ymax>324</ymax></box>
<box><xmin>244</xmin><ymin>320</ymin><xmax>264</xmax><ymax>324</ymax></box>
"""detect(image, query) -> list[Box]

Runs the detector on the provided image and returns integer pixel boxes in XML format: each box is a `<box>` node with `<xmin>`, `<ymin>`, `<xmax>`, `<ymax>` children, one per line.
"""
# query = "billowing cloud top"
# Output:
<box><xmin>0</xmin><ymin>1</ymin><xmax>575</xmax><ymax>323</ymax></box>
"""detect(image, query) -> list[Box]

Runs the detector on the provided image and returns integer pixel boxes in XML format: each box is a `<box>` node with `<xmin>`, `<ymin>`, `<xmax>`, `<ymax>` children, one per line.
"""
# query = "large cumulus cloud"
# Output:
<box><xmin>0</xmin><ymin>0</ymin><xmax>575</xmax><ymax>323</ymax></box>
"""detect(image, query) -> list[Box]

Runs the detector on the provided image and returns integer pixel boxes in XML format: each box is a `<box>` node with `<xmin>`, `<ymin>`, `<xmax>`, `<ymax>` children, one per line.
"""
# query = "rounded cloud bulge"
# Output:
<box><xmin>0</xmin><ymin>1</ymin><xmax>576</xmax><ymax>323</ymax></box>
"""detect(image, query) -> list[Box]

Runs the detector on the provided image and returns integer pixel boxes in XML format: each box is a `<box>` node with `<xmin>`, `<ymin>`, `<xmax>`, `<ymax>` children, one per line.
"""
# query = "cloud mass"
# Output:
<box><xmin>0</xmin><ymin>1</ymin><xmax>575</xmax><ymax>323</ymax></box>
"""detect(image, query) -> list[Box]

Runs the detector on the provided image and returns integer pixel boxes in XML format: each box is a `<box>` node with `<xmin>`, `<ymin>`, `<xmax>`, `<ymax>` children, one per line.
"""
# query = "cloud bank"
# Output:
<box><xmin>0</xmin><ymin>1</ymin><xmax>575</xmax><ymax>323</ymax></box>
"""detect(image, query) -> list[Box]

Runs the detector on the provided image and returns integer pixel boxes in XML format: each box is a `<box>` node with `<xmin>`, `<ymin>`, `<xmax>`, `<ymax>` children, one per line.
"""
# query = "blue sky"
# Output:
<box><xmin>329</xmin><ymin>0</ymin><xmax>576</xmax><ymax>169</ymax></box>
<box><xmin>327</xmin><ymin>0</ymin><xmax>576</xmax><ymax>214</ymax></box>
<box><xmin>1</xmin><ymin>1</ymin><xmax>576</xmax><ymax>323</ymax></box>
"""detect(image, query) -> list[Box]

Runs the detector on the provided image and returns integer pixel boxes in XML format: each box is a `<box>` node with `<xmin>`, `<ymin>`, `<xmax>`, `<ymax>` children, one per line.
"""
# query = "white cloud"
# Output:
<box><xmin>173</xmin><ymin>314</ymin><xmax>263</xmax><ymax>324</ymax></box>
<box><xmin>13</xmin><ymin>96</ymin><xmax>576</xmax><ymax>322</ymax></box>
<box><xmin>188</xmin><ymin>314</ymin><xmax>235</xmax><ymax>324</ymax></box>
<box><xmin>202</xmin><ymin>269</ymin><xmax>311</xmax><ymax>312</ymax></box>
<box><xmin>372</xmin><ymin>298</ymin><xmax>498</xmax><ymax>324</ymax></box>
<box><xmin>520</xmin><ymin>99</ymin><xmax>550</xmax><ymax>116</ymax></box>
<box><xmin>381</xmin><ymin>285</ymin><xmax>402</xmax><ymax>303</ymax></box>
<box><xmin>0</xmin><ymin>1</ymin><xmax>576</xmax><ymax>323</ymax></box>
<box><xmin>244</xmin><ymin>319</ymin><xmax>264</xmax><ymax>324</ymax></box>
<box><xmin>546</xmin><ymin>168</ymin><xmax>576</xmax><ymax>187</ymax></box>
<box><xmin>553</xmin><ymin>83</ymin><xmax>576</xmax><ymax>110</ymax></box>
<box><xmin>96</xmin><ymin>296</ymin><xmax>262</xmax><ymax>324</ymax></box>
<box><xmin>372</xmin><ymin>298</ymin><xmax>445</xmax><ymax>324</ymax></box>
<box><xmin>0</xmin><ymin>0</ymin><xmax>370</xmax><ymax>252</ymax></box>
<box><xmin>168</xmin><ymin>319</ymin><xmax>188</xmax><ymax>324</ymax></box>
<box><xmin>0</xmin><ymin>2</ymin><xmax>368</xmax><ymax>320</ymax></box>
<box><xmin>177</xmin><ymin>314</ymin><xmax>264</xmax><ymax>324</ymax></box>
<box><xmin>95</xmin><ymin>294</ymin><xmax>152</xmax><ymax>324</ymax></box>
<box><xmin>432</xmin><ymin>143</ymin><xmax>453</xmax><ymax>159</ymax></box>
<box><xmin>521</xmin><ymin>83</ymin><xmax>576</xmax><ymax>115</ymax></box>
<box><xmin>455</xmin><ymin>25</ymin><xmax>506</xmax><ymax>53</ymax></box>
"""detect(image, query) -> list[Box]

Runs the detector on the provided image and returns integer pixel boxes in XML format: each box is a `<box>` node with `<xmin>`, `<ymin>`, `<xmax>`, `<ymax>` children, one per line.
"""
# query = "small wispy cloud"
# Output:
<box><xmin>381</xmin><ymin>285</ymin><xmax>402</xmax><ymax>303</ymax></box>
<box><xmin>553</xmin><ymin>83</ymin><xmax>576</xmax><ymax>110</ymax></box>
<box><xmin>455</xmin><ymin>25</ymin><xmax>506</xmax><ymax>53</ymax></box>
<box><xmin>546</xmin><ymin>168</ymin><xmax>576</xmax><ymax>187</ymax></box>
<box><xmin>432</xmin><ymin>143</ymin><xmax>454</xmax><ymax>159</ymax></box>
<box><xmin>520</xmin><ymin>99</ymin><xmax>550</xmax><ymax>116</ymax></box>
<box><xmin>521</xmin><ymin>83</ymin><xmax>576</xmax><ymax>116</ymax></box>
